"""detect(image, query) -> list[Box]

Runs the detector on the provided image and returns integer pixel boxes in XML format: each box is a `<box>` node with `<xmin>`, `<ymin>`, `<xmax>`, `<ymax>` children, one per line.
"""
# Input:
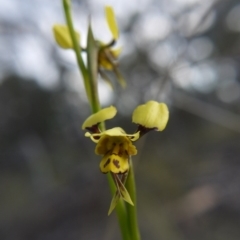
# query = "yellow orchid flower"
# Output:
<box><xmin>85</xmin><ymin>127</ymin><xmax>139</xmax><ymax>173</ymax></box>
<box><xmin>97</xmin><ymin>6</ymin><xmax>126</xmax><ymax>88</ymax></box>
<box><xmin>82</xmin><ymin>101</ymin><xmax>169</xmax><ymax>214</ymax></box>
<box><xmin>52</xmin><ymin>6</ymin><xmax>125</xmax><ymax>88</ymax></box>
<box><xmin>82</xmin><ymin>101</ymin><xmax>169</xmax><ymax>173</ymax></box>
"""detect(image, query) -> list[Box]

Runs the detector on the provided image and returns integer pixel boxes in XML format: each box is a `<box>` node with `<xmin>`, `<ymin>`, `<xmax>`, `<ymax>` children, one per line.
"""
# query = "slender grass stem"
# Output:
<box><xmin>125</xmin><ymin>158</ymin><xmax>141</xmax><ymax>240</ymax></box>
<box><xmin>62</xmin><ymin>0</ymin><xmax>90</xmax><ymax>104</ymax></box>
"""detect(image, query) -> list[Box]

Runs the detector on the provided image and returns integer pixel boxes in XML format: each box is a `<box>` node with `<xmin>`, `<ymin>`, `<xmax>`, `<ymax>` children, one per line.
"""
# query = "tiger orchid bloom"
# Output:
<box><xmin>82</xmin><ymin>101</ymin><xmax>169</xmax><ymax>214</ymax></box>
<box><xmin>52</xmin><ymin>6</ymin><xmax>125</xmax><ymax>88</ymax></box>
<box><xmin>97</xmin><ymin>6</ymin><xmax>126</xmax><ymax>88</ymax></box>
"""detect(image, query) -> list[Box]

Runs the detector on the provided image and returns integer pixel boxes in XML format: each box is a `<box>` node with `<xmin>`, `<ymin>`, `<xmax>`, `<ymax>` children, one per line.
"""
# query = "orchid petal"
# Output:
<box><xmin>105</xmin><ymin>6</ymin><xmax>119</xmax><ymax>40</ymax></box>
<box><xmin>52</xmin><ymin>24</ymin><xmax>80</xmax><ymax>49</ymax></box>
<box><xmin>132</xmin><ymin>101</ymin><xmax>169</xmax><ymax>131</ymax></box>
<box><xmin>82</xmin><ymin>106</ymin><xmax>117</xmax><ymax>129</ymax></box>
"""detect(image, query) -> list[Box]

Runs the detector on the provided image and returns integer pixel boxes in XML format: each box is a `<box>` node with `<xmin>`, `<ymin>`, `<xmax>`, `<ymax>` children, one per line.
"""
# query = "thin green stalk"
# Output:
<box><xmin>85</xmin><ymin>27</ymin><xmax>129</xmax><ymax>234</ymax></box>
<box><xmin>125</xmin><ymin>158</ymin><xmax>141</xmax><ymax>240</ymax></box>
<box><xmin>83</xmin><ymin>14</ymin><xmax>130</xmax><ymax>240</ymax></box>
<box><xmin>62</xmin><ymin>1</ymin><xmax>131</xmax><ymax>239</ymax></box>
<box><xmin>63</xmin><ymin>0</ymin><xmax>90</xmax><ymax>104</ymax></box>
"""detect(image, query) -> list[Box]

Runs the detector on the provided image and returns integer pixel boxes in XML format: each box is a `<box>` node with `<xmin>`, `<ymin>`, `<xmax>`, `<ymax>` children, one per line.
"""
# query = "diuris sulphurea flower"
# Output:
<box><xmin>53</xmin><ymin>6</ymin><xmax>125</xmax><ymax>88</ymax></box>
<box><xmin>96</xmin><ymin>6</ymin><xmax>126</xmax><ymax>88</ymax></box>
<box><xmin>82</xmin><ymin>101</ymin><xmax>169</xmax><ymax>214</ymax></box>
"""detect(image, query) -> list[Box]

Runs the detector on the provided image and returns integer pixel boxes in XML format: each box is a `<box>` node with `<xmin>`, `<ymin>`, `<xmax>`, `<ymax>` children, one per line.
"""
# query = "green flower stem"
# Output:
<box><xmin>62</xmin><ymin>1</ymin><xmax>132</xmax><ymax>239</ymax></box>
<box><xmin>125</xmin><ymin>158</ymin><xmax>141</xmax><ymax>240</ymax></box>
<box><xmin>62</xmin><ymin>0</ymin><xmax>91</xmax><ymax>106</ymax></box>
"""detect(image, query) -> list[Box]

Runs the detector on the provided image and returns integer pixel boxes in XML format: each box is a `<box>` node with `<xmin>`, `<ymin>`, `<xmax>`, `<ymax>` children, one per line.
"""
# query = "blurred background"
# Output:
<box><xmin>1</xmin><ymin>0</ymin><xmax>240</xmax><ymax>239</ymax></box>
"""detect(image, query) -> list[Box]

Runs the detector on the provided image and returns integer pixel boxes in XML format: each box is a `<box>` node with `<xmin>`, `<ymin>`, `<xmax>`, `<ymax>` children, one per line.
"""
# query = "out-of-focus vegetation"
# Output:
<box><xmin>1</xmin><ymin>0</ymin><xmax>240</xmax><ymax>239</ymax></box>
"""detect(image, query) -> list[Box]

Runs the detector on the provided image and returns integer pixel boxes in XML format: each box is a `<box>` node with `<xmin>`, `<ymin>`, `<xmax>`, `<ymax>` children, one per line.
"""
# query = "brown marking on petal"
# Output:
<box><xmin>113</xmin><ymin>159</ymin><xmax>120</xmax><ymax>169</ymax></box>
<box><xmin>104</xmin><ymin>158</ymin><xmax>111</xmax><ymax>168</ymax></box>
<box><xmin>86</xmin><ymin>125</ymin><xmax>101</xmax><ymax>134</ymax></box>
<box><xmin>118</xmin><ymin>143</ymin><xmax>124</xmax><ymax>156</ymax></box>
<box><xmin>86</xmin><ymin>135</ymin><xmax>100</xmax><ymax>141</ymax></box>
<box><xmin>136</xmin><ymin>125</ymin><xmax>156</xmax><ymax>138</ymax></box>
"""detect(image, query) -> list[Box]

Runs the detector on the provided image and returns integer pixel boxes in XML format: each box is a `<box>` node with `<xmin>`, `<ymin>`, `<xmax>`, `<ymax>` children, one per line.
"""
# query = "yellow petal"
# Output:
<box><xmin>98</xmin><ymin>47</ymin><xmax>117</xmax><ymax>70</ymax></box>
<box><xmin>52</xmin><ymin>24</ymin><xmax>80</xmax><ymax>49</ymax></box>
<box><xmin>128</xmin><ymin>143</ymin><xmax>137</xmax><ymax>155</ymax></box>
<box><xmin>99</xmin><ymin>58</ymin><xmax>114</xmax><ymax>70</ymax></box>
<box><xmin>94</xmin><ymin>136</ymin><xmax>110</xmax><ymax>155</ymax></box>
<box><xmin>82</xmin><ymin>106</ymin><xmax>117</xmax><ymax>129</ymax></box>
<box><xmin>132</xmin><ymin>101</ymin><xmax>169</xmax><ymax>131</ymax></box>
<box><xmin>101</xmin><ymin>127</ymin><xmax>140</xmax><ymax>141</ymax></box>
<box><xmin>95</xmin><ymin>135</ymin><xmax>138</xmax><ymax>156</ymax></box>
<box><xmin>105</xmin><ymin>6</ymin><xmax>119</xmax><ymax>40</ymax></box>
<box><xmin>85</xmin><ymin>127</ymin><xmax>140</xmax><ymax>143</ymax></box>
<box><xmin>111</xmin><ymin>47</ymin><xmax>122</xmax><ymax>58</ymax></box>
<box><xmin>100</xmin><ymin>152</ymin><xmax>129</xmax><ymax>173</ymax></box>
<box><xmin>84</xmin><ymin>132</ymin><xmax>99</xmax><ymax>143</ymax></box>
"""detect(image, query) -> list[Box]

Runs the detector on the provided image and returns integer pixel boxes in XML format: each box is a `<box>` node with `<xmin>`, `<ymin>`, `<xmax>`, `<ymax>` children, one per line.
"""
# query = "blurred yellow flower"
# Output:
<box><xmin>97</xmin><ymin>6</ymin><xmax>126</xmax><ymax>88</ymax></box>
<box><xmin>52</xmin><ymin>6</ymin><xmax>125</xmax><ymax>87</ymax></box>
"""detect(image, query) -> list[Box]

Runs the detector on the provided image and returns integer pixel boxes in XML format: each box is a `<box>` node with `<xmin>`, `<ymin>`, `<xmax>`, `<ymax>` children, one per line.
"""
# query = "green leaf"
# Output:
<box><xmin>108</xmin><ymin>191</ymin><xmax>121</xmax><ymax>215</ymax></box>
<box><xmin>86</xmin><ymin>23</ymin><xmax>100</xmax><ymax>111</ymax></box>
<box><xmin>117</xmin><ymin>176</ymin><xmax>134</xmax><ymax>206</ymax></box>
<box><xmin>108</xmin><ymin>173</ymin><xmax>134</xmax><ymax>215</ymax></box>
